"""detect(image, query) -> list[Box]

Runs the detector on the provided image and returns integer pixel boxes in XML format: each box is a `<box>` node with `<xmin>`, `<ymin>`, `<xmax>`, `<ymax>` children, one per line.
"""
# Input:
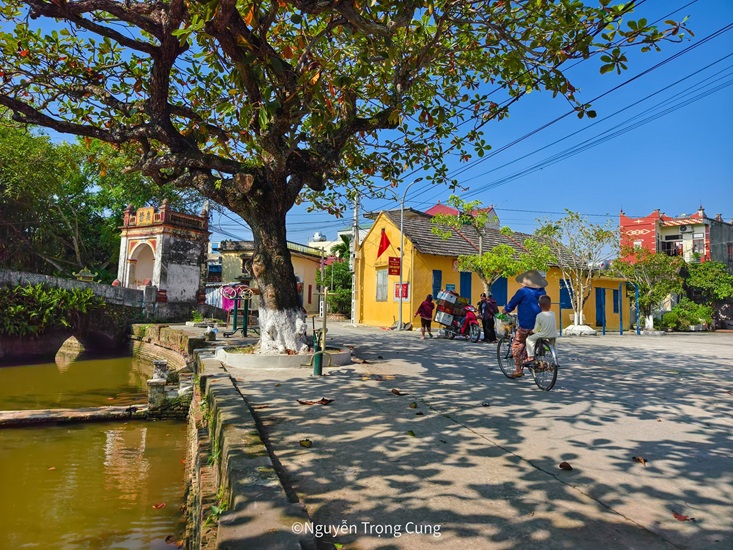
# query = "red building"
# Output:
<box><xmin>620</xmin><ymin>206</ymin><xmax>733</xmax><ymax>272</ymax></box>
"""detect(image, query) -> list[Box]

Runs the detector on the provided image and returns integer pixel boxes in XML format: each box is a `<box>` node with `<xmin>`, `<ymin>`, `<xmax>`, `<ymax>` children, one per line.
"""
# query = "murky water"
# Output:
<box><xmin>0</xmin><ymin>420</ymin><xmax>188</xmax><ymax>549</ymax></box>
<box><xmin>0</xmin><ymin>351</ymin><xmax>188</xmax><ymax>548</ymax></box>
<box><xmin>0</xmin><ymin>354</ymin><xmax>151</xmax><ymax>410</ymax></box>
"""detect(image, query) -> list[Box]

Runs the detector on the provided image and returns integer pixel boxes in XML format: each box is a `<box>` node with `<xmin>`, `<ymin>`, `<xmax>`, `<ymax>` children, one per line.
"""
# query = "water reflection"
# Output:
<box><xmin>0</xmin><ymin>354</ymin><xmax>152</xmax><ymax>410</ymax></box>
<box><xmin>0</xmin><ymin>421</ymin><xmax>187</xmax><ymax>549</ymax></box>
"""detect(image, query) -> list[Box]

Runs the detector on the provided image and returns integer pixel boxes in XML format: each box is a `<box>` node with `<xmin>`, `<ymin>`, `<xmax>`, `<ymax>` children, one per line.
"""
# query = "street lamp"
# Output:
<box><xmin>398</xmin><ymin>178</ymin><xmax>423</xmax><ymax>330</ymax></box>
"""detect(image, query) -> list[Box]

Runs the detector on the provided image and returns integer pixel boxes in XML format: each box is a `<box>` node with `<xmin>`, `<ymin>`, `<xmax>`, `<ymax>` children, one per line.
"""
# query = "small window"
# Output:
<box><xmin>633</xmin><ymin>240</ymin><xmax>643</xmax><ymax>249</ymax></box>
<box><xmin>376</xmin><ymin>269</ymin><xmax>388</xmax><ymax>302</ymax></box>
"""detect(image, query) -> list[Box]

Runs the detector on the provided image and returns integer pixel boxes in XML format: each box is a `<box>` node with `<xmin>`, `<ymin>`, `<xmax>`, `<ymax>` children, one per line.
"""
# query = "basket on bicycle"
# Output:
<box><xmin>495</xmin><ymin>313</ymin><xmax>516</xmax><ymax>336</ymax></box>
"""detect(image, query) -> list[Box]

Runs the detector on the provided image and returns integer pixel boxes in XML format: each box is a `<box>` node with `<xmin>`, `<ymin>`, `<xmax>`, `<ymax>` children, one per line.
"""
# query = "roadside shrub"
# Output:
<box><xmin>327</xmin><ymin>288</ymin><xmax>351</xmax><ymax>315</ymax></box>
<box><xmin>0</xmin><ymin>283</ymin><xmax>105</xmax><ymax>337</ymax></box>
<box><xmin>662</xmin><ymin>298</ymin><xmax>713</xmax><ymax>331</ymax></box>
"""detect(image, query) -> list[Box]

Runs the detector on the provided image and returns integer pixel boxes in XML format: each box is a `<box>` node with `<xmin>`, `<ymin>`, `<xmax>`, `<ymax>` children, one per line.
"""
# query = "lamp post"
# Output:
<box><xmin>398</xmin><ymin>178</ymin><xmax>423</xmax><ymax>330</ymax></box>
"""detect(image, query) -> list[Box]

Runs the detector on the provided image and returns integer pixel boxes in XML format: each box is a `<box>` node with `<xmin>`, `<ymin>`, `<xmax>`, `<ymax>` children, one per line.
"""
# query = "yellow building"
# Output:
<box><xmin>357</xmin><ymin>209</ymin><xmax>631</xmax><ymax>331</ymax></box>
<box><xmin>217</xmin><ymin>240</ymin><xmax>323</xmax><ymax>314</ymax></box>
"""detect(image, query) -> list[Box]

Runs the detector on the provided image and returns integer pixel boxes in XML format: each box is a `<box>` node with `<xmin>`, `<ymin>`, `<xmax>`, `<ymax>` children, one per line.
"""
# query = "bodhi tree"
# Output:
<box><xmin>0</xmin><ymin>1</ymin><xmax>689</xmax><ymax>352</ymax></box>
<box><xmin>431</xmin><ymin>195</ymin><xmax>555</xmax><ymax>294</ymax></box>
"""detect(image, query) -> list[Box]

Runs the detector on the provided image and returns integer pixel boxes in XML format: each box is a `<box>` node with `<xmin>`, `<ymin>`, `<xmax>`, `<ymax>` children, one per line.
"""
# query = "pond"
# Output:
<box><xmin>0</xmin><ymin>420</ymin><xmax>188</xmax><ymax>549</ymax></box>
<box><xmin>0</xmin><ymin>351</ymin><xmax>189</xmax><ymax>548</ymax></box>
<box><xmin>0</xmin><ymin>354</ymin><xmax>152</xmax><ymax>411</ymax></box>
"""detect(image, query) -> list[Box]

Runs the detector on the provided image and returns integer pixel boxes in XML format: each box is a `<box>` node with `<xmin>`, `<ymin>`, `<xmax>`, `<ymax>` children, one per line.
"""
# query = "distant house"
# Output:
<box><xmin>620</xmin><ymin>206</ymin><xmax>733</xmax><ymax>272</ymax></box>
<box><xmin>357</xmin><ymin>207</ymin><xmax>629</xmax><ymax>330</ymax></box>
<box><xmin>215</xmin><ymin>240</ymin><xmax>323</xmax><ymax>314</ymax></box>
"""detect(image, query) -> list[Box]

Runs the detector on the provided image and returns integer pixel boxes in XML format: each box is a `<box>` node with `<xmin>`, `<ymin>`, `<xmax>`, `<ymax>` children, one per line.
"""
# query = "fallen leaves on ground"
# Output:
<box><xmin>409</xmin><ymin>402</ymin><xmax>417</xmax><ymax>409</ymax></box>
<box><xmin>352</xmin><ymin>356</ymin><xmax>370</xmax><ymax>364</ymax></box>
<box><xmin>559</xmin><ymin>461</ymin><xmax>573</xmax><ymax>471</ymax></box>
<box><xmin>252</xmin><ymin>404</ymin><xmax>271</xmax><ymax>409</ymax></box>
<box><xmin>391</xmin><ymin>388</ymin><xmax>407</xmax><ymax>396</ymax></box>
<box><xmin>415</xmin><ymin>411</ymin><xmax>424</xmax><ymax>416</ymax></box>
<box><xmin>406</xmin><ymin>430</ymin><xmax>416</xmax><ymax>437</ymax></box>
<box><xmin>299</xmin><ymin>439</ymin><xmax>313</xmax><ymax>448</ymax></box>
<box><xmin>632</xmin><ymin>456</ymin><xmax>647</xmax><ymax>467</ymax></box>
<box><xmin>673</xmin><ymin>512</ymin><xmax>696</xmax><ymax>522</ymax></box>
<box><xmin>297</xmin><ymin>398</ymin><xmax>333</xmax><ymax>406</ymax></box>
<box><xmin>152</xmin><ymin>502</ymin><xmax>167</xmax><ymax>509</ymax></box>
<box><xmin>47</xmin><ymin>466</ymin><xmax>56</xmax><ymax>471</ymax></box>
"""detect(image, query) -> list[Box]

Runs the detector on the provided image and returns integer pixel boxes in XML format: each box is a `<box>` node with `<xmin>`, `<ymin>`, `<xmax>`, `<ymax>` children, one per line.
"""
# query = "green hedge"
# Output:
<box><xmin>661</xmin><ymin>298</ymin><xmax>713</xmax><ymax>331</ymax></box>
<box><xmin>0</xmin><ymin>283</ymin><xmax>106</xmax><ymax>337</ymax></box>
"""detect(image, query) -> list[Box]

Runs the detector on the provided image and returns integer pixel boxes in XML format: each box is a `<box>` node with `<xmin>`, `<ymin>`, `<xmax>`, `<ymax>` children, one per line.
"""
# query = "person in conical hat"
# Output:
<box><xmin>502</xmin><ymin>270</ymin><xmax>548</xmax><ymax>377</ymax></box>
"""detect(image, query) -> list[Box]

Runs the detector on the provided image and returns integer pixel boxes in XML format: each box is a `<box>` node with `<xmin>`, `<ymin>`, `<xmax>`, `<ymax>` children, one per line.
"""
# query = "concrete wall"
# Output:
<box><xmin>0</xmin><ymin>268</ymin><xmax>145</xmax><ymax>307</ymax></box>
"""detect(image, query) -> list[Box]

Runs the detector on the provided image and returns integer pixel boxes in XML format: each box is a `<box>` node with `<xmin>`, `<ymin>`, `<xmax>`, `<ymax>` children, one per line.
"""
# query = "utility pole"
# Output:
<box><xmin>350</xmin><ymin>194</ymin><xmax>360</xmax><ymax>326</ymax></box>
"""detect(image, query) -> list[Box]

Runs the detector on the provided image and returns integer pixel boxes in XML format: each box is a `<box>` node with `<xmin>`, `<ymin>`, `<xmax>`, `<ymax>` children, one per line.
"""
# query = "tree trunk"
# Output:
<box><xmin>248</xmin><ymin>211</ymin><xmax>309</xmax><ymax>354</ymax></box>
<box><xmin>644</xmin><ymin>314</ymin><xmax>655</xmax><ymax>330</ymax></box>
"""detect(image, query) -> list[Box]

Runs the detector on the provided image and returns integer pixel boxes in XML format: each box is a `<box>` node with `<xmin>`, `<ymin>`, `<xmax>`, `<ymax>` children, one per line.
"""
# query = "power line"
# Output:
<box><xmin>369</xmin><ymin>18</ymin><xmax>733</xmax><ymax>212</ymax></box>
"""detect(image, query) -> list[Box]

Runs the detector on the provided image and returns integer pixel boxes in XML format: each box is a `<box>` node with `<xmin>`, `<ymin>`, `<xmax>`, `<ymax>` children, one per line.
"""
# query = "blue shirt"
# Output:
<box><xmin>505</xmin><ymin>286</ymin><xmax>547</xmax><ymax>330</ymax></box>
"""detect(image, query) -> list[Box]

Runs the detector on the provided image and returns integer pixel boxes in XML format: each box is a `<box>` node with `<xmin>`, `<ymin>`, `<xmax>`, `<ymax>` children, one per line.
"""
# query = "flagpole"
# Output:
<box><xmin>398</xmin><ymin>178</ymin><xmax>423</xmax><ymax>330</ymax></box>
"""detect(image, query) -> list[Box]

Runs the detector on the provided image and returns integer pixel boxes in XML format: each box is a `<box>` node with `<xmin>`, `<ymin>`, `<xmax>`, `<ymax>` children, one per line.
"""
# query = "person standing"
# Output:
<box><xmin>414</xmin><ymin>294</ymin><xmax>435</xmax><ymax>339</ymax></box>
<box><xmin>479</xmin><ymin>292</ymin><xmax>499</xmax><ymax>343</ymax></box>
<box><xmin>502</xmin><ymin>270</ymin><xmax>548</xmax><ymax>378</ymax></box>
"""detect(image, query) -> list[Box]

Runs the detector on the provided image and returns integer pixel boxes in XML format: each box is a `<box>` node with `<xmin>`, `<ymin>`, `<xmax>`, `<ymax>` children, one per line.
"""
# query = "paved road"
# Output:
<box><xmin>225</xmin><ymin>325</ymin><xmax>733</xmax><ymax>549</ymax></box>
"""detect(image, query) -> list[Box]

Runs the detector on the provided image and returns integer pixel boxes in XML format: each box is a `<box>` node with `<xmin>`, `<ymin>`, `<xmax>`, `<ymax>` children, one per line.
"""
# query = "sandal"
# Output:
<box><xmin>509</xmin><ymin>372</ymin><xmax>524</xmax><ymax>378</ymax></box>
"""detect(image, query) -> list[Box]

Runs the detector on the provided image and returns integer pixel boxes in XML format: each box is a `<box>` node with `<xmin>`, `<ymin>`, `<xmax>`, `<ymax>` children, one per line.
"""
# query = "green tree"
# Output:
<box><xmin>316</xmin><ymin>260</ymin><xmax>352</xmax><ymax>315</ymax></box>
<box><xmin>613</xmin><ymin>246</ymin><xmax>684</xmax><ymax>329</ymax></box>
<box><xmin>431</xmin><ymin>195</ymin><xmax>554</xmax><ymax>293</ymax></box>
<box><xmin>0</xmin><ymin>1</ymin><xmax>688</xmax><ymax>352</ymax></box>
<box><xmin>684</xmin><ymin>260</ymin><xmax>733</xmax><ymax>307</ymax></box>
<box><xmin>536</xmin><ymin>210</ymin><xmax>618</xmax><ymax>328</ymax></box>
<box><xmin>330</xmin><ymin>234</ymin><xmax>351</xmax><ymax>261</ymax></box>
<box><xmin>0</xmin><ymin>122</ymin><xmax>201</xmax><ymax>280</ymax></box>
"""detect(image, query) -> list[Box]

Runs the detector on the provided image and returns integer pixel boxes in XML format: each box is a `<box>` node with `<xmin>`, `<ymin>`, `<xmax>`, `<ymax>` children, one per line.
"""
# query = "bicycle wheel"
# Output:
<box><xmin>531</xmin><ymin>340</ymin><xmax>558</xmax><ymax>391</ymax></box>
<box><xmin>496</xmin><ymin>336</ymin><xmax>515</xmax><ymax>378</ymax></box>
<box><xmin>469</xmin><ymin>324</ymin><xmax>481</xmax><ymax>342</ymax></box>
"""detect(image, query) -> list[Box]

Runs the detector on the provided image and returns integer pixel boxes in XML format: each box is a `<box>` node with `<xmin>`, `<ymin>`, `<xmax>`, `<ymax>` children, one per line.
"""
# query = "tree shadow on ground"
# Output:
<box><xmin>229</xmin><ymin>329</ymin><xmax>733</xmax><ymax>549</ymax></box>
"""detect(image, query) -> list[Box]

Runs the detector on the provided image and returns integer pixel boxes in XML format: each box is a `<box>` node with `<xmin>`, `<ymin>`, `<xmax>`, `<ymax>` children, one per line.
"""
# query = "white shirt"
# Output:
<box><xmin>532</xmin><ymin>311</ymin><xmax>558</xmax><ymax>339</ymax></box>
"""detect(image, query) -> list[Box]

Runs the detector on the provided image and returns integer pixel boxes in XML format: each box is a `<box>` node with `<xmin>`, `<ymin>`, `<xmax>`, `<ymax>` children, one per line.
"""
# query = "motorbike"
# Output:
<box><xmin>441</xmin><ymin>305</ymin><xmax>481</xmax><ymax>342</ymax></box>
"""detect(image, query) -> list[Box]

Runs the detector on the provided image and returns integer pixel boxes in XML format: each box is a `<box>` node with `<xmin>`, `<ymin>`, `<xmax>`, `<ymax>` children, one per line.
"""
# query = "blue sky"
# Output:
<box><xmin>210</xmin><ymin>0</ymin><xmax>733</xmax><ymax>245</ymax></box>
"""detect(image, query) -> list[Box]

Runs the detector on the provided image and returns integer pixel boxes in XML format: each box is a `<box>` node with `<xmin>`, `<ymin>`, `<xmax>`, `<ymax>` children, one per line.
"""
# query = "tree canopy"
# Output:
<box><xmin>684</xmin><ymin>260</ymin><xmax>733</xmax><ymax>306</ymax></box>
<box><xmin>0</xmin><ymin>121</ymin><xmax>201</xmax><ymax>280</ymax></box>
<box><xmin>431</xmin><ymin>194</ymin><xmax>554</xmax><ymax>292</ymax></box>
<box><xmin>536</xmin><ymin>209</ymin><xmax>618</xmax><ymax>326</ymax></box>
<box><xmin>614</xmin><ymin>245</ymin><xmax>684</xmax><ymax>328</ymax></box>
<box><xmin>0</xmin><ymin>0</ymin><xmax>689</xmax><ymax>351</ymax></box>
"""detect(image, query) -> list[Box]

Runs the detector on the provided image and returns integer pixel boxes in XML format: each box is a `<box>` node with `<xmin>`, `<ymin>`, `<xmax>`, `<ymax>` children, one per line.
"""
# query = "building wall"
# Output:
<box><xmin>291</xmin><ymin>255</ymin><xmax>320</xmax><ymax>314</ymax></box>
<box><xmin>620</xmin><ymin>210</ymin><xmax>662</xmax><ymax>253</ymax></box>
<box><xmin>709</xmin><ymin>220</ymin><xmax>733</xmax><ymax>273</ymax></box>
<box><xmin>220</xmin><ymin>252</ymin><xmax>245</xmax><ymax>282</ymax></box>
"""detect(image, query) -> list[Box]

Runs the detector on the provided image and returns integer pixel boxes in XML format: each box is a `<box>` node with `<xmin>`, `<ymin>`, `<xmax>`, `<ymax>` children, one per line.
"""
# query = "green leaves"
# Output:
<box><xmin>0</xmin><ymin>284</ymin><xmax>105</xmax><ymax>337</ymax></box>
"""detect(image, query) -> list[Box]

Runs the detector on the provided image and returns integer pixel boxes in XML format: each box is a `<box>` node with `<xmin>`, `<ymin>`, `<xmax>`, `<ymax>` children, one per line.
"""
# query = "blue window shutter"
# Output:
<box><xmin>613</xmin><ymin>289</ymin><xmax>619</xmax><ymax>314</ymax></box>
<box><xmin>560</xmin><ymin>280</ymin><xmax>572</xmax><ymax>309</ymax></box>
<box><xmin>459</xmin><ymin>272</ymin><xmax>472</xmax><ymax>299</ymax></box>
<box><xmin>491</xmin><ymin>277</ymin><xmax>508</xmax><ymax>306</ymax></box>
<box><xmin>432</xmin><ymin>270</ymin><xmax>442</xmax><ymax>297</ymax></box>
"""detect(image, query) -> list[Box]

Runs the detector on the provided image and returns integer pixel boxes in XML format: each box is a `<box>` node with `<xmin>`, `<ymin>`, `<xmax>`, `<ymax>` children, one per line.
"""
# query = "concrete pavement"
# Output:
<box><xmin>220</xmin><ymin>323</ymin><xmax>733</xmax><ymax>549</ymax></box>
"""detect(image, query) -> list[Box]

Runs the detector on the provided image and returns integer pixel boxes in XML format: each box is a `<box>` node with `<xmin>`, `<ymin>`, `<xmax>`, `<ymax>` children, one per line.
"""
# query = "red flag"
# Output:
<box><xmin>377</xmin><ymin>229</ymin><xmax>391</xmax><ymax>259</ymax></box>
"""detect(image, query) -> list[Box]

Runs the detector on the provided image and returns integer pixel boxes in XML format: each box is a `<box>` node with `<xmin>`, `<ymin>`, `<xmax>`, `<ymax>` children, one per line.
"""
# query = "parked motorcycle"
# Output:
<box><xmin>440</xmin><ymin>305</ymin><xmax>481</xmax><ymax>342</ymax></box>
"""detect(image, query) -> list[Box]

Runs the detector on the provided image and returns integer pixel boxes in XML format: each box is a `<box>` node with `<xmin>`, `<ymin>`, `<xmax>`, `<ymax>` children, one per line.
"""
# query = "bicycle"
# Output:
<box><xmin>495</xmin><ymin>314</ymin><xmax>559</xmax><ymax>391</ymax></box>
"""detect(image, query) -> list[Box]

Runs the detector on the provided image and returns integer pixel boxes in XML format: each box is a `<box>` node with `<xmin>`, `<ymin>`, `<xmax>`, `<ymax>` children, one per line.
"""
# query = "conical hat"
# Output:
<box><xmin>515</xmin><ymin>270</ymin><xmax>548</xmax><ymax>288</ymax></box>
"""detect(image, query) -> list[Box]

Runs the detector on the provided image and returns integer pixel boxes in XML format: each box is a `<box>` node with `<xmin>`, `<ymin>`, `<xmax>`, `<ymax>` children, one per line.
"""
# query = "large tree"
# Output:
<box><xmin>0</xmin><ymin>1</ymin><xmax>687</xmax><ymax>352</ymax></box>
